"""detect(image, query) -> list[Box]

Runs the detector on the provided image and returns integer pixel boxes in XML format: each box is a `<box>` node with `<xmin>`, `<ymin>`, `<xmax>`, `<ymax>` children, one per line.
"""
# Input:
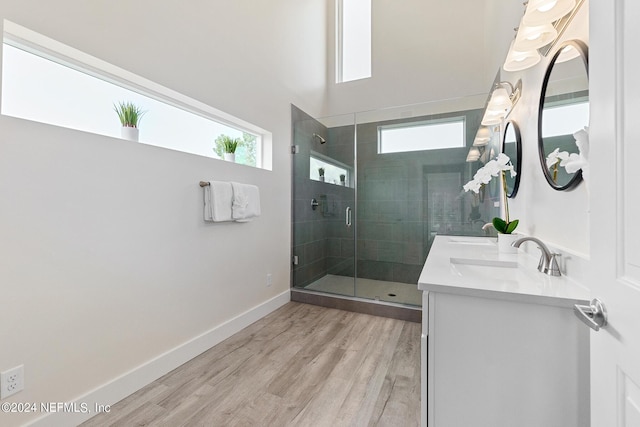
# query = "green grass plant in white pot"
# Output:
<box><xmin>214</xmin><ymin>135</ymin><xmax>242</xmax><ymax>162</ymax></box>
<box><xmin>114</xmin><ymin>101</ymin><xmax>146</xmax><ymax>142</ymax></box>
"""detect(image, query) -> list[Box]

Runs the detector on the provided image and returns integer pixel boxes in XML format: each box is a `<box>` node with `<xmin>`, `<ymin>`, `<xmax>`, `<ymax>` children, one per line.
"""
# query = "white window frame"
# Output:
<box><xmin>1</xmin><ymin>20</ymin><xmax>272</xmax><ymax>170</ymax></box>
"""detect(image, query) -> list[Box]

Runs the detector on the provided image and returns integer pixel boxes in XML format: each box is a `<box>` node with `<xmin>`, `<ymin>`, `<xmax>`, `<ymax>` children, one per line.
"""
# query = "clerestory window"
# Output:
<box><xmin>1</xmin><ymin>20</ymin><xmax>271</xmax><ymax>169</ymax></box>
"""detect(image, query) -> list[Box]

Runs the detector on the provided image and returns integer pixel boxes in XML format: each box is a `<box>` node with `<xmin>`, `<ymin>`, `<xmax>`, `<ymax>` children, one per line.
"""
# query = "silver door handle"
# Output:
<box><xmin>345</xmin><ymin>207</ymin><xmax>352</xmax><ymax>227</ymax></box>
<box><xmin>573</xmin><ymin>298</ymin><xmax>607</xmax><ymax>331</ymax></box>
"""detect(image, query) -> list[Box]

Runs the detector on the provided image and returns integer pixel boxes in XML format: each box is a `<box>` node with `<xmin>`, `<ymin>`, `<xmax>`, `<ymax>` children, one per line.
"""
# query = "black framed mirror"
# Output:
<box><xmin>502</xmin><ymin>121</ymin><xmax>522</xmax><ymax>198</ymax></box>
<box><xmin>538</xmin><ymin>40</ymin><xmax>589</xmax><ymax>191</ymax></box>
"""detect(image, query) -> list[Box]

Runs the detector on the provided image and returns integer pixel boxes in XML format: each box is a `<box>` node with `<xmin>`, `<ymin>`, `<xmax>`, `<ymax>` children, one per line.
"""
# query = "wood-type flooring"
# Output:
<box><xmin>81</xmin><ymin>302</ymin><xmax>421</xmax><ymax>426</ymax></box>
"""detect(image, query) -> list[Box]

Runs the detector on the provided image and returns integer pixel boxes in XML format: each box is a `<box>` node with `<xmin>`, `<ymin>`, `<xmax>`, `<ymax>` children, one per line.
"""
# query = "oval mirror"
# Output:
<box><xmin>538</xmin><ymin>40</ymin><xmax>589</xmax><ymax>191</ymax></box>
<box><xmin>502</xmin><ymin>121</ymin><xmax>522</xmax><ymax>198</ymax></box>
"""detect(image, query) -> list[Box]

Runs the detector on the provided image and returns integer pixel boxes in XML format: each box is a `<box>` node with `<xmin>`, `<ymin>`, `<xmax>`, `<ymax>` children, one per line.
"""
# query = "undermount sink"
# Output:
<box><xmin>450</xmin><ymin>257</ymin><xmax>518</xmax><ymax>268</ymax></box>
<box><xmin>449</xmin><ymin>257</ymin><xmax>520</xmax><ymax>282</ymax></box>
<box><xmin>448</xmin><ymin>237</ymin><xmax>495</xmax><ymax>246</ymax></box>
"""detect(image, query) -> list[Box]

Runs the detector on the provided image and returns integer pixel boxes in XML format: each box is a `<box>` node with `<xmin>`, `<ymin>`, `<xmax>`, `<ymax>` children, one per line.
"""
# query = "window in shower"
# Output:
<box><xmin>1</xmin><ymin>20</ymin><xmax>270</xmax><ymax>169</ymax></box>
<box><xmin>310</xmin><ymin>152</ymin><xmax>351</xmax><ymax>186</ymax></box>
<box><xmin>336</xmin><ymin>0</ymin><xmax>371</xmax><ymax>83</ymax></box>
<box><xmin>377</xmin><ymin>117</ymin><xmax>465</xmax><ymax>154</ymax></box>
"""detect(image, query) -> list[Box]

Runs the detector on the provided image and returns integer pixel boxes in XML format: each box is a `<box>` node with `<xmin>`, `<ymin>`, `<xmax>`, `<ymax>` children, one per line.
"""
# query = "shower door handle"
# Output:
<box><xmin>345</xmin><ymin>207</ymin><xmax>352</xmax><ymax>227</ymax></box>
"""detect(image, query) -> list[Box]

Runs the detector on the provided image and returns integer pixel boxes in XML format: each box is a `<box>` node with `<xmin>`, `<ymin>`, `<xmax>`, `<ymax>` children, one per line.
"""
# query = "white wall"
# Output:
<box><xmin>0</xmin><ymin>1</ymin><xmax>326</xmax><ymax>426</ymax></box>
<box><xmin>504</xmin><ymin>2</ymin><xmax>590</xmax><ymax>263</ymax></box>
<box><xmin>325</xmin><ymin>0</ymin><xmax>519</xmax><ymax>116</ymax></box>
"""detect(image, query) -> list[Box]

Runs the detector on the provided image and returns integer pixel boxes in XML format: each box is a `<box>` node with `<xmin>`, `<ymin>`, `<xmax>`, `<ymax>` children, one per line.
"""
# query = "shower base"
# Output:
<box><xmin>291</xmin><ymin>274</ymin><xmax>422</xmax><ymax>323</ymax></box>
<box><xmin>305</xmin><ymin>274</ymin><xmax>422</xmax><ymax>306</ymax></box>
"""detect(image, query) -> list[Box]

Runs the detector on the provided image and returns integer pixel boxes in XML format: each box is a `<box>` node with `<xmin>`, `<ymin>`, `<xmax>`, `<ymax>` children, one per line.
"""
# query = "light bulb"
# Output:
<box><xmin>523</xmin><ymin>0</ymin><xmax>576</xmax><ymax>26</ymax></box>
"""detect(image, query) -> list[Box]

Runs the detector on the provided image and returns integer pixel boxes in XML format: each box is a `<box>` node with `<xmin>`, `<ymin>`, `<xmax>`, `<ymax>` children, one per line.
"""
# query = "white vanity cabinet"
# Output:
<box><xmin>418</xmin><ymin>236</ymin><xmax>590</xmax><ymax>427</ymax></box>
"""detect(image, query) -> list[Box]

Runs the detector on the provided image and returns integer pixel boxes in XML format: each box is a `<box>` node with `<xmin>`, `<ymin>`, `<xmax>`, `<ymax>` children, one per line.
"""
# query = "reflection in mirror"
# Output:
<box><xmin>538</xmin><ymin>40</ymin><xmax>588</xmax><ymax>190</ymax></box>
<box><xmin>502</xmin><ymin>121</ymin><xmax>522</xmax><ymax>198</ymax></box>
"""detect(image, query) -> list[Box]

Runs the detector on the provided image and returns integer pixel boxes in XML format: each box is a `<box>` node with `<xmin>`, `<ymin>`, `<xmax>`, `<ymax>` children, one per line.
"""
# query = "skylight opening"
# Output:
<box><xmin>336</xmin><ymin>0</ymin><xmax>372</xmax><ymax>83</ymax></box>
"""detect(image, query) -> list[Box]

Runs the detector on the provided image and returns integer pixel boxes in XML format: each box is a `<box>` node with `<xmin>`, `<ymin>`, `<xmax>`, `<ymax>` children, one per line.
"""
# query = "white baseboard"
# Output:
<box><xmin>28</xmin><ymin>290</ymin><xmax>290</xmax><ymax>427</ymax></box>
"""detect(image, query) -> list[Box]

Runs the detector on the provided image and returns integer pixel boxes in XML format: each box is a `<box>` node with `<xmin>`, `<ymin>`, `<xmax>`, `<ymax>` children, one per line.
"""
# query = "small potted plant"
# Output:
<box><xmin>340</xmin><ymin>174</ymin><xmax>346</xmax><ymax>186</ymax></box>
<box><xmin>215</xmin><ymin>135</ymin><xmax>241</xmax><ymax>162</ymax></box>
<box><xmin>318</xmin><ymin>167</ymin><xmax>325</xmax><ymax>182</ymax></box>
<box><xmin>114</xmin><ymin>101</ymin><xmax>145</xmax><ymax>142</ymax></box>
<box><xmin>463</xmin><ymin>153</ymin><xmax>519</xmax><ymax>253</ymax></box>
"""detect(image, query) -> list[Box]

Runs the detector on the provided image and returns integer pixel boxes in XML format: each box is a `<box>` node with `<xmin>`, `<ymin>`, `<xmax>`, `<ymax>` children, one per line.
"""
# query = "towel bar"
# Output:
<box><xmin>199</xmin><ymin>181</ymin><xmax>210</xmax><ymax>187</ymax></box>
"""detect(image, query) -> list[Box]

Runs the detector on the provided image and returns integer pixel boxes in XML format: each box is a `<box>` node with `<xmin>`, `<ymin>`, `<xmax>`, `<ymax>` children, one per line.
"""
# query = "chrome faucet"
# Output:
<box><xmin>512</xmin><ymin>237</ymin><xmax>562</xmax><ymax>276</ymax></box>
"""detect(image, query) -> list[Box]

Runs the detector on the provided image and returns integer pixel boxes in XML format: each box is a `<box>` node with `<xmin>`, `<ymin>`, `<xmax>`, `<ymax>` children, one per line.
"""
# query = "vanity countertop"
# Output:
<box><xmin>418</xmin><ymin>235</ymin><xmax>590</xmax><ymax>308</ymax></box>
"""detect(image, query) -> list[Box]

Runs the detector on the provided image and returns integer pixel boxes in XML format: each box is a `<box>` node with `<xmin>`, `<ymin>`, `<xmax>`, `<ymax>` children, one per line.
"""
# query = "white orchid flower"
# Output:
<box><xmin>563</xmin><ymin>152</ymin><xmax>587</xmax><ymax>174</ymax></box>
<box><xmin>462</xmin><ymin>152</ymin><xmax>519</xmax><ymax>234</ymax></box>
<box><xmin>573</xmin><ymin>126</ymin><xmax>589</xmax><ymax>160</ymax></box>
<box><xmin>494</xmin><ymin>153</ymin><xmax>517</xmax><ymax>177</ymax></box>
<box><xmin>463</xmin><ymin>153</ymin><xmax>516</xmax><ymax>193</ymax></box>
<box><xmin>463</xmin><ymin>179</ymin><xmax>482</xmax><ymax>193</ymax></box>
<box><xmin>572</xmin><ymin>126</ymin><xmax>590</xmax><ymax>183</ymax></box>
<box><xmin>546</xmin><ymin>148</ymin><xmax>569</xmax><ymax>169</ymax></box>
<box><xmin>474</xmin><ymin>167</ymin><xmax>493</xmax><ymax>184</ymax></box>
<box><xmin>544</xmin><ymin>127</ymin><xmax>590</xmax><ymax>182</ymax></box>
<box><xmin>496</xmin><ymin>152</ymin><xmax>511</xmax><ymax>166</ymax></box>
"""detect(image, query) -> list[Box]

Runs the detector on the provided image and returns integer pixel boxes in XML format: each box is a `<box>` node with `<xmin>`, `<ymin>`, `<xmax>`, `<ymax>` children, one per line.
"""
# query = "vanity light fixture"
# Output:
<box><xmin>514</xmin><ymin>21</ymin><xmax>558</xmax><ymax>51</ymax></box>
<box><xmin>487</xmin><ymin>87</ymin><xmax>512</xmax><ymax>113</ymax></box>
<box><xmin>481</xmin><ymin>80</ymin><xmax>522</xmax><ymax>125</ymax></box>
<box><xmin>503</xmin><ymin>40</ymin><xmax>541</xmax><ymax>72</ymax></box>
<box><xmin>481</xmin><ymin>109</ymin><xmax>504</xmax><ymax>126</ymax></box>
<box><xmin>473</xmin><ymin>126</ymin><xmax>491</xmax><ymax>146</ymax></box>
<box><xmin>504</xmin><ymin>0</ymin><xmax>583</xmax><ymax>72</ymax></box>
<box><xmin>523</xmin><ymin>0</ymin><xmax>576</xmax><ymax>27</ymax></box>
<box><xmin>466</xmin><ymin>147</ymin><xmax>482</xmax><ymax>162</ymax></box>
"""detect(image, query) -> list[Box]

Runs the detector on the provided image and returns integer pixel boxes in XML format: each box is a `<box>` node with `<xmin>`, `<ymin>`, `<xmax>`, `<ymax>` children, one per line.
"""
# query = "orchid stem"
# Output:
<box><xmin>501</xmin><ymin>171</ymin><xmax>510</xmax><ymax>224</ymax></box>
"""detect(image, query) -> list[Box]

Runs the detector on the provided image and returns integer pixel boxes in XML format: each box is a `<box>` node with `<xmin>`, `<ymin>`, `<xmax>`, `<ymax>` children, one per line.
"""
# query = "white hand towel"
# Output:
<box><xmin>204</xmin><ymin>181</ymin><xmax>233</xmax><ymax>222</ymax></box>
<box><xmin>231</xmin><ymin>182</ymin><xmax>261</xmax><ymax>221</ymax></box>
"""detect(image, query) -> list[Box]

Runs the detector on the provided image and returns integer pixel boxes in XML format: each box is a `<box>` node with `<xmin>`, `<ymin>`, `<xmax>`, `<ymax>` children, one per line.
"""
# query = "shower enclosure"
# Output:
<box><xmin>291</xmin><ymin>98</ymin><xmax>500</xmax><ymax>309</ymax></box>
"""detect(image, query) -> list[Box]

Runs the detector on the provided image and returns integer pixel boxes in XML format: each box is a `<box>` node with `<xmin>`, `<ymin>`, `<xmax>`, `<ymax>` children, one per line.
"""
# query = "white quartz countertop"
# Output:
<box><xmin>418</xmin><ymin>235</ymin><xmax>590</xmax><ymax>308</ymax></box>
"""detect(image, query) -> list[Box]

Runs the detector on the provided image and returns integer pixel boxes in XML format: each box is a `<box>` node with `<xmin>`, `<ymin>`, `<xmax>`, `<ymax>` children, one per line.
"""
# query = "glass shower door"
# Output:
<box><xmin>291</xmin><ymin>106</ymin><xmax>356</xmax><ymax>296</ymax></box>
<box><xmin>353</xmin><ymin>101</ymin><xmax>485</xmax><ymax>307</ymax></box>
<box><xmin>292</xmin><ymin>97</ymin><xmax>500</xmax><ymax>308</ymax></box>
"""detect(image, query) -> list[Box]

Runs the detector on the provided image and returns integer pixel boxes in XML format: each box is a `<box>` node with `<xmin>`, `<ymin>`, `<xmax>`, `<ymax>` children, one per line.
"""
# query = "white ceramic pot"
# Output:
<box><xmin>319</xmin><ymin>176</ymin><xmax>325</xmax><ymax>182</ymax></box>
<box><xmin>121</xmin><ymin>126</ymin><xmax>139</xmax><ymax>142</ymax></box>
<box><xmin>498</xmin><ymin>233</ymin><xmax>520</xmax><ymax>254</ymax></box>
<box><xmin>224</xmin><ymin>153</ymin><xmax>236</xmax><ymax>162</ymax></box>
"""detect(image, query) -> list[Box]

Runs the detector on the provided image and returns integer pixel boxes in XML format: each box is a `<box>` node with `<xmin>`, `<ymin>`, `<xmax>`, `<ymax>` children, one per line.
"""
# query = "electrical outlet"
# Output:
<box><xmin>1</xmin><ymin>365</ymin><xmax>24</xmax><ymax>399</ymax></box>
<box><xmin>266</xmin><ymin>273</ymin><xmax>272</xmax><ymax>287</ymax></box>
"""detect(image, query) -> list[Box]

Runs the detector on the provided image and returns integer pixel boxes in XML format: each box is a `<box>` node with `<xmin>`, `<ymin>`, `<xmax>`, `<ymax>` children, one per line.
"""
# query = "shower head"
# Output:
<box><xmin>313</xmin><ymin>133</ymin><xmax>326</xmax><ymax>144</ymax></box>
